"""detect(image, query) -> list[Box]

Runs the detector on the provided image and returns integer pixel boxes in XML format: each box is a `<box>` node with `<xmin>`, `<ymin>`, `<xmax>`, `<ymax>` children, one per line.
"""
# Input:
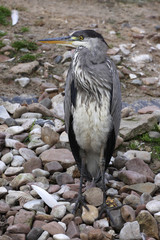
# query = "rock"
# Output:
<box><xmin>110</xmin><ymin>55</ymin><xmax>122</xmax><ymax>64</ymax></box>
<box><xmin>118</xmin><ymin>170</ymin><xmax>147</xmax><ymax>185</ymax></box>
<box><xmin>7</xmin><ymin>223</ymin><xmax>30</xmax><ymax>234</ymax></box>
<box><xmin>62</xmin><ymin>190</ymin><xmax>78</xmax><ymax>200</ymax></box>
<box><xmin>6</xmin><ymin>190</ymin><xmax>33</xmax><ymax>206</ymax></box>
<box><xmin>10</xmin><ymin>61</ymin><xmax>39</xmax><ymax>74</ymax></box>
<box><xmin>0</xmin><ymin>186</ymin><xmax>7</xmax><ymax>197</ymax></box>
<box><xmin>124</xmin><ymin>150</ymin><xmax>152</xmax><ymax>163</ymax></box>
<box><xmin>60</xmin><ymin>132</ymin><xmax>69</xmax><ymax>143</ymax></box>
<box><xmin>124</xmin><ymin>183</ymin><xmax>157</xmax><ymax>195</ymax></box>
<box><xmin>110</xmin><ymin>208</ymin><xmax>124</xmax><ymax>231</ymax></box>
<box><xmin>13</xmin><ymin>133</ymin><xmax>29</xmax><ymax>142</ymax></box>
<box><xmin>14</xmin><ymin>209</ymin><xmax>35</xmax><ymax>229</ymax></box>
<box><xmin>126</xmin><ymin>158</ymin><xmax>154</xmax><ymax>180</ymax></box>
<box><xmin>138</xmin><ymin>105</ymin><xmax>160</xmax><ymax>114</ymax></box>
<box><xmin>131</xmin><ymin>26</ymin><xmax>145</xmax><ymax>34</ymax></box>
<box><xmin>94</xmin><ymin>218</ymin><xmax>109</xmax><ymax>229</ymax></box>
<box><xmin>51</xmin><ymin>205</ymin><xmax>66</xmax><ymax>219</ymax></box>
<box><xmin>56</xmin><ymin>173</ymin><xmax>74</xmax><ymax>185</ymax></box>
<box><xmin>66</xmin><ymin>221</ymin><xmax>80</xmax><ymax>239</ymax></box>
<box><xmin>10</xmin><ymin>173</ymin><xmax>34</xmax><ymax>189</ymax></box>
<box><xmin>123</xmin><ymin>194</ymin><xmax>141</xmax><ymax>209</ymax></box>
<box><xmin>113</xmin><ymin>156</ymin><xmax>128</xmax><ymax>169</ymax></box>
<box><xmin>83</xmin><ymin>187</ymin><xmax>103</xmax><ymax>207</ymax></box>
<box><xmin>61</xmin><ymin>214</ymin><xmax>75</xmax><ymax>225</ymax></box>
<box><xmin>42</xmin><ymin>221</ymin><xmax>65</xmax><ymax>235</ymax></box>
<box><xmin>129</xmin><ymin>73</ymin><xmax>137</xmax><ymax>79</ymax></box>
<box><xmin>119</xmin><ymin>113</ymin><xmax>158</xmax><ymax>140</ymax></box>
<box><xmin>142</xmin><ymin>77</ymin><xmax>158</xmax><ymax>85</ymax></box>
<box><xmin>5</xmin><ymin>126</ymin><xmax>24</xmax><ymax>136</ymax></box>
<box><xmin>19</xmin><ymin>148</ymin><xmax>36</xmax><ymax>161</ymax></box>
<box><xmin>82</xmin><ymin>205</ymin><xmax>98</xmax><ymax>224</ymax></box>
<box><xmin>0</xmin><ymin>132</ymin><xmax>5</xmax><ymax>151</ymax></box>
<box><xmin>154</xmin><ymin>212</ymin><xmax>160</xmax><ymax>224</ymax></box>
<box><xmin>11</xmin><ymin>155</ymin><xmax>25</xmax><ymax>167</ymax></box>
<box><xmin>0</xmin><ymin>106</ymin><xmax>10</xmax><ymax>124</ymax></box>
<box><xmin>23</xmin><ymin>200</ymin><xmax>44</xmax><ymax>213</ymax></box>
<box><xmin>13</xmin><ymin>106</ymin><xmax>28</xmax><ymax>119</ymax></box>
<box><xmin>28</xmin><ymin>103</ymin><xmax>53</xmax><ymax>117</ymax></box>
<box><xmin>0</xmin><ymin>161</ymin><xmax>7</xmax><ymax>174</ymax></box>
<box><xmin>5</xmin><ymin>138</ymin><xmax>26</xmax><ymax>149</ymax></box>
<box><xmin>35</xmin><ymin>144</ymin><xmax>50</xmax><ymax>155</ymax></box>
<box><xmin>41</xmin><ymin>125</ymin><xmax>59</xmax><ymax>146</ymax></box>
<box><xmin>4</xmin><ymin>167</ymin><xmax>24</xmax><ymax>176</ymax></box>
<box><xmin>137</xmin><ymin>210</ymin><xmax>159</xmax><ymax>239</ymax></box>
<box><xmin>23</xmin><ymin>157</ymin><xmax>42</xmax><ymax>173</ymax></box>
<box><xmin>44</xmin><ymin>161</ymin><xmax>63</xmax><ymax>174</ymax></box>
<box><xmin>0</xmin><ymin>200</ymin><xmax>10</xmax><ymax>213</ymax></box>
<box><xmin>146</xmin><ymin>200</ymin><xmax>160</xmax><ymax>213</ymax></box>
<box><xmin>0</xmin><ymin>101</ymin><xmax>20</xmax><ymax>115</ymax></box>
<box><xmin>155</xmin><ymin>173</ymin><xmax>160</xmax><ymax>187</ymax></box>
<box><xmin>37</xmin><ymin>231</ymin><xmax>49</xmax><ymax>240</ymax></box>
<box><xmin>149</xmin><ymin>131</ymin><xmax>160</xmax><ymax>138</ymax></box>
<box><xmin>39</xmin><ymin>98</ymin><xmax>52</xmax><ymax>109</ymax></box>
<box><xmin>40</xmin><ymin>148</ymin><xmax>75</xmax><ymax>168</ymax></box>
<box><xmin>51</xmin><ymin>93</ymin><xmax>65</xmax><ymax>119</ymax></box>
<box><xmin>140</xmin><ymin>193</ymin><xmax>153</xmax><ymax>205</ymax></box>
<box><xmin>119</xmin><ymin>221</ymin><xmax>142</xmax><ymax>240</ymax></box>
<box><xmin>26</xmin><ymin>227</ymin><xmax>44</xmax><ymax>240</ymax></box>
<box><xmin>32</xmin><ymin>168</ymin><xmax>49</xmax><ymax>178</ymax></box>
<box><xmin>131</xmin><ymin>54</ymin><xmax>152</xmax><ymax>63</ymax></box>
<box><xmin>119</xmin><ymin>44</ymin><xmax>130</xmax><ymax>55</ymax></box>
<box><xmin>53</xmin><ymin>234</ymin><xmax>70</xmax><ymax>240</ymax></box>
<box><xmin>1</xmin><ymin>152</ymin><xmax>13</xmax><ymax>164</ymax></box>
<box><xmin>21</xmin><ymin>112</ymin><xmax>42</xmax><ymax>119</ymax></box>
<box><xmin>131</xmin><ymin>79</ymin><xmax>142</xmax><ymax>85</ymax></box>
<box><xmin>14</xmin><ymin>77</ymin><xmax>30</xmax><ymax>87</ymax></box>
<box><xmin>121</xmin><ymin>205</ymin><xmax>135</xmax><ymax>222</ymax></box>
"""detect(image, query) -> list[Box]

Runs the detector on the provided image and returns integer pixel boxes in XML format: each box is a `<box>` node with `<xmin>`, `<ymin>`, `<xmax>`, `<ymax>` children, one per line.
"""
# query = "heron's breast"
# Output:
<box><xmin>72</xmin><ymin>93</ymin><xmax>112</xmax><ymax>152</ymax></box>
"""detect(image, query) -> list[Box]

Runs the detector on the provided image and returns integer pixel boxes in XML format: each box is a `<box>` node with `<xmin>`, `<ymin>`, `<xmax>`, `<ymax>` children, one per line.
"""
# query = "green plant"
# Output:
<box><xmin>12</xmin><ymin>40</ymin><xmax>38</xmax><ymax>51</ymax></box>
<box><xmin>19</xmin><ymin>53</ymin><xmax>36</xmax><ymax>62</ymax></box>
<box><xmin>129</xmin><ymin>140</ymin><xmax>140</xmax><ymax>150</ymax></box>
<box><xmin>0</xmin><ymin>6</ymin><xmax>11</xmax><ymax>26</ymax></box>
<box><xmin>0</xmin><ymin>31</ymin><xmax>7</xmax><ymax>37</ymax></box>
<box><xmin>20</xmin><ymin>27</ymin><xmax>29</xmax><ymax>33</ymax></box>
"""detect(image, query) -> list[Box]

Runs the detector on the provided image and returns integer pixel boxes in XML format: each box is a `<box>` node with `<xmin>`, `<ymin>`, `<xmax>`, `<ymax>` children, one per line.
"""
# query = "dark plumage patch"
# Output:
<box><xmin>71</xmin><ymin>80</ymin><xmax>77</xmax><ymax>108</ymax></box>
<box><xmin>104</xmin><ymin>127</ymin><xmax>116</xmax><ymax>170</ymax></box>
<box><xmin>72</xmin><ymin>29</ymin><xmax>107</xmax><ymax>45</ymax></box>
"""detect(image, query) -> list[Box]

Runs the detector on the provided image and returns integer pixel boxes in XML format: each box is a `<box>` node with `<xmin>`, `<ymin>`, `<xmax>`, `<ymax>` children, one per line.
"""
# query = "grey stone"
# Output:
<box><xmin>23</xmin><ymin>199</ymin><xmax>44</xmax><ymax>211</ymax></box>
<box><xmin>51</xmin><ymin>205</ymin><xmax>66</xmax><ymax>219</ymax></box>
<box><xmin>149</xmin><ymin>131</ymin><xmax>160</xmax><ymax>139</ymax></box>
<box><xmin>19</xmin><ymin>148</ymin><xmax>37</xmax><ymax>161</ymax></box>
<box><xmin>27</xmin><ymin>227</ymin><xmax>44</xmax><ymax>240</ymax></box>
<box><xmin>4</xmin><ymin>167</ymin><xmax>24</xmax><ymax>176</ymax></box>
<box><xmin>155</xmin><ymin>173</ymin><xmax>160</xmax><ymax>187</ymax></box>
<box><xmin>140</xmin><ymin>193</ymin><xmax>153</xmax><ymax>205</ymax></box>
<box><xmin>124</xmin><ymin>150</ymin><xmax>151</xmax><ymax>163</ymax></box>
<box><xmin>5</xmin><ymin>126</ymin><xmax>24</xmax><ymax>136</ymax></box>
<box><xmin>53</xmin><ymin>234</ymin><xmax>70</xmax><ymax>240</ymax></box>
<box><xmin>10</xmin><ymin>173</ymin><xmax>34</xmax><ymax>188</ymax></box>
<box><xmin>119</xmin><ymin>221</ymin><xmax>141</xmax><ymax>240</ymax></box>
<box><xmin>5</xmin><ymin>118</ymin><xmax>18</xmax><ymax>127</ymax></box>
<box><xmin>0</xmin><ymin>105</ymin><xmax>10</xmax><ymax>124</ymax></box>
<box><xmin>10</xmin><ymin>61</ymin><xmax>39</xmax><ymax>74</ymax></box>
<box><xmin>146</xmin><ymin>199</ymin><xmax>160</xmax><ymax>213</ymax></box>
<box><xmin>11</xmin><ymin>155</ymin><xmax>25</xmax><ymax>167</ymax></box>
<box><xmin>123</xmin><ymin>194</ymin><xmax>141</xmax><ymax>209</ymax></box>
<box><xmin>21</xmin><ymin>112</ymin><xmax>42</xmax><ymax>119</ymax></box>
<box><xmin>51</xmin><ymin>94</ymin><xmax>65</xmax><ymax>120</ymax></box>
<box><xmin>32</xmin><ymin>168</ymin><xmax>50</xmax><ymax>178</ymax></box>
<box><xmin>39</xmin><ymin>98</ymin><xmax>52</xmax><ymax>109</ymax></box>
<box><xmin>1</xmin><ymin>152</ymin><xmax>13</xmax><ymax>164</ymax></box>
<box><xmin>6</xmin><ymin>190</ymin><xmax>33</xmax><ymax>206</ymax></box>
<box><xmin>37</xmin><ymin>231</ymin><xmax>50</xmax><ymax>240</ymax></box>
<box><xmin>119</xmin><ymin>113</ymin><xmax>158</xmax><ymax>140</ymax></box>
<box><xmin>15</xmin><ymin>77</ymin><xmax>30</xmax><ymax>87</ymax></box>
<box><xmin>131</xmin><ymin>54</ymin><xmax>152</xmax><ymax>63</ymax></box>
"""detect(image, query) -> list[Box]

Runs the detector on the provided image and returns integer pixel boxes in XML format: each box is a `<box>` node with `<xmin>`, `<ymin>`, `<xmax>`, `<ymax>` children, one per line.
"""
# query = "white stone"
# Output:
<box><xmin>53</xmin><ymin>234</ymin><xmax>70</xmax><ymax>240</ymax></box>
<box><xmin>37</xmin><ymin>231</ymin><xmax>49</xmax><ymax>240</ymax></box>
<box><xmin>95</xmin><ymin>218</ymin><xmax>109</xmax><ymax>228</ymax></box>
<box><xmin>129</xmin><ymin>73</ymin><xmax>137</xmax><ymax>79</ymax></box>
<box><xmin>11</xmin><ymin>155</ymin><xmax>25</xmax><ymax>167</ymax></box>
<box><xmin>4</xmin><ymin>166</ymin><xmax>24</xmax><ymax>176</ymax></box>
<box><xmin>154</xmin><ymin>212</ymin><xmax>160</xmax><ymax>223</ymax></box>
<box><xmin>119</xmin><ymin>44</ymin><xmax>130</xmax><ymax>55</ymax></box>
<box><xmin>15</xmin><ymin>77</ymin><xmax>30</xmax><ymax>87</ymax></box>
<box><xmin>58</xmin><ymin>222</ymin><xmax>67</xmax><ymax>231</ymax></box>
<box><xmin>146</xmin><ymin>200</ymin><xmax>160</xmax><ymax>213</ymax></box>
<box><xmin>5</xmin><ymin>138</ymin><xmax>20</xmax><ymax>148</ymax></box>
<box><xmin>131</xmin><ymin>27</ymin><xmax>145</xmax><ymax>34</ymax></box>
<box><xmin>0</xmin><ymin>100</ymin><xmax>20</xmax><ymax>114</ymax></box>
<box><xmin>32</xmin><ymin>168</ymin><xmax>50</xmax><ymax>177</ymax></box>
<box><xmin>28</xmin><ymin>138</ymin><xmax>45</xmax><ymax>149</ymax></box>
<box><xmin>35</xmin><ymin>144</ymin><xmax>50</xmax><ymax>155</ymax></box>
<box><xmin>155</xmin><ymin>173</ymin><xmax>160</xmax><ymax>187</ymax></box>
<box><xmin>21</xmin><ymin>112</ymin><xmax>42</xmax><ymax>119</ymax></box>
<box><xmin>51</xmin><ymin>205</ymin><xmax>66</xmax><ymax>219</ymax></box>
<box><xmin>54</xmin><ymin>119</ymin><xmax>65</xmax><ymax>132</ymax></box>
<box><xmin>0</xmin><ymin>186</ymin><xmax>7</xmax><ymax>196</ymax></box>
<box><xmin>23</xmin><ymin>199</ymin><xmax>44</xmax><ymax>211</ymax></box>
<box><xmin>0</xmin><ymin>161</ymin><xmax>7</xmax><ymax>173</ymax></box>
<box><xmin>60</xmin><ymin>132</ymin><xmax>69</xmax><ymax>143</ymax></box>
<box><xmin>5</xmin><ymin>126</ymin><xmax>24</xmax><ymax>136</ymax></box>
<box><xmin>21</xmin><ymin>119</ymin><xmax>37</xmax><ymax>130</ymax></box>
<box><xmin>51</xmin><ymin>94</ymin><xmax>64</xmax><ymax>120</ymax></box>
<box><xmin>19</xmin><ymin>148</ymin><xmax>36</xmax><ymax>160</ymax></box>
<box><xmin>1</xmin><ymin>152</ymin><xmax>13</xmax><ymax>164</ymax></box>
<box><xmin>131</xmin><ymin>54</ymin><xmax>152</xmax><ymax>63</ymax></box>
<box><xmin>119</xmin><ymin>221</ymin><xmax>141</xmax><ymax>240</ymax></box>
<box><xmin>6</xmin><ymin>190</ymin><xmax>34</xmax><ymax>205</ymax></box>
<box><xmin>0</xmin><ymin>106</ymin><xmax>10</xmax><ymax>124</ymax></box>
<box><xmin>124</xmin><ymin>150</ymin><xmax>151</xmax><ymax>163</ymax></box>
<box><xmin>156</xmin><ymin>44</ymin><xmax>160</xmax><ymax>50</ymax></box>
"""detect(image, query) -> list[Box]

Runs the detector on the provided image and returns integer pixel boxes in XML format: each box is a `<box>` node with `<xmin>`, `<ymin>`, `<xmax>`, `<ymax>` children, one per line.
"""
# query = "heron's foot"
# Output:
<box><xmin>72</xmin><ymin>194</ymin><xmax>89</xmax><ymax>215</ymax></box>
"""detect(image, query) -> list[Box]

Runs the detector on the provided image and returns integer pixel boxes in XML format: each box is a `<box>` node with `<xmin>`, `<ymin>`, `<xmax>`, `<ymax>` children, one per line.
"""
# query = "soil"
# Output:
<box><xmin>0</xmin><ymin>0</ymin><xmax>160</xmax><ymax>106</ymax></box>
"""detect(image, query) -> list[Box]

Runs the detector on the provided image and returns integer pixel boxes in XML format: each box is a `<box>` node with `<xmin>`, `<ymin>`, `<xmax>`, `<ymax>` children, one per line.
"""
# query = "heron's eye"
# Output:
<box><xmin>79</xmin><ymin>35</ymin><xmax>84</xmax><ymax>41</ymax></box>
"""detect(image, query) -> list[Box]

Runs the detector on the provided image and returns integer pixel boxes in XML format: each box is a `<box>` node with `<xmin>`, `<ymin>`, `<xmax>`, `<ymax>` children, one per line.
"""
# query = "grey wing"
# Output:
<box><xmin>64</xmin><ymin>65</ymin><xmax>72</xmax><ymax>134</ymax></box>
<box><xmin>110</xmin><ymin>60</ymin><xmax>122</xmax><ymax>138</ymax></box>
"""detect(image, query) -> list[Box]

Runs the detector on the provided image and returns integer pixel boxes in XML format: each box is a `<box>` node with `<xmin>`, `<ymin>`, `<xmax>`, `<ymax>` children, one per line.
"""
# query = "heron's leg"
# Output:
<box><xmin>98</xmin><ymin>146</ymin><xmax>115</xmax><ymax>224</ymax></box>
<box><xmin>72</xmin><ymin>151</ymin><xmax>88</xmax><ymax>214</ymax></box>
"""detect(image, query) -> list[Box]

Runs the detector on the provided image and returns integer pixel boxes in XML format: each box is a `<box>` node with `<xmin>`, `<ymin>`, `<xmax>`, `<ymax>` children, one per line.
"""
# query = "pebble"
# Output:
<box><xmin>124</xmin><ymin>150</ymin><xmax>151</xmax><ymax>163</ymax></box>
<box><xmin>10</xmin><ymin>61</ymin><xmax>39</xmax><ymax>74</ymax></box>
<box><xmin>83</xmin><ymin>187</ymin><xmax>103</xmax><ymax>206</ymax></box>
<box><xmin>19</xmin><ymin>148</ymin><xmax>36</xmax><ymax>160</ymax></box>
<box><xmin>27</xmin><ymin>227</ymin><xmax>44</xmax><ymax>240</ymax></box>
<box><xmin>1</xmin><ymin>152</ymin><xmax>13</xmax><ymax>164</ymax></box>
<box><xmin>10</xmin><ymin>173</ymin><xmax>34</xmax><ymax>188</ymax></box>
<box><xmin>4</xmin><ymin>166</ymin><xmax>24</xmax><ymax>176</ymax></box>
<box><xmin>149</xmin><ymin>131</ymin><xmax>160</xmax><ymax>138</ymax></box>
<box><xmin>51</xmin><ymin>93</ymin><xmax>65</xmax><ymax>119</ymax></box>
<box><xmin>11</xmin><ymin>155</ymin><xmax>25</xmax><ymax>167</ymax></box>
<box><xmin>41</xmin><ymin>125</ymin><xmax>59</xmax><ymax>146</ymax></box>
<box><xmin>37</xmin><ymin>231</ymin><xmax>49</xmax><ymax>240</ymax></box>
<box><xmin>53</xmin><ymin>234</ymin><xmax>70</xmax><ymax>240</ymax></box>
<box><xmin>146</xmin><ymin>199</ymin><xmax>160</xmax><ymax>213</ymax></box>
<box><xmin>123</xmin><ymin>194</ymin><xmax>141</xmax><ymax>209</ymax></box>
<box><xmin>23</xmin><ymin>199</ymin><xmax>44</xmax><ymax>211</ymax></box>
<box><xmin>14</xmin><ymin>77</ymin><xmax>30</xmax><ymax>87</ymax></box>
<box><xmin>42</xmin><ymin>221</ymin><xmax>65</xmax><ymax>235</ymax></box>
<box><xmin>51</xmin><ymin>205</ymin><xmax>66</xmax><ymax>219</ymax></box>
<box><xmin>137</xmin><ymin>210</ymin><xmax>159</xmax><ymax>239</ymax></box>
<box><xmin>56</xmin><ymin>172</ymin><xmax>74</xmax><ymax>185</ymax></box>
<box><xmin>5</xmin><ymin>126</ymin><xmax>24</xmax><ymax>136</ymax></box>
<box><xmin>118</xmin><ymin>170</ymin><xmax>147</xmax><ymax>185</ymax></box>
<box><xmin>0</xmin><ymin>106</ymin><xmax>10</xmax><ymax>124</ymax></box>
<box><xmin>121</xmin><ymin>205</ymin><xmax>135</xmax><ymax>222</ymax></box>
<box><xmin>131</xmin><ymin>54</ymin><xmax>152</xmax><ymax>63</ymax></box>
<box><xmin>0</xmin><ymin>200</ymin><xmax>10</xmax><ymax>213</ymax></box>
<box><xmin>66</xmin><ymin>220</ymin><xmax>80</xmax><ymax>239</ymax></box>
<box><xmin>32</xmin><ymin>168</ymin><xmax>50</xmax><ymax>178</ymax></box>
<box><xmin>0</xmin><ymin>186</ymin><xmax>7</xmax><ymax>197</ymax></box>
<box><xmin>82</xmin><ymin>205</ymin><xmax>98</xmax><ymax>224</ymax></box>
<box><xmin>119</xmin><ymin>221</ymin><xmax>141</xmax><ymax>240</ymax></box>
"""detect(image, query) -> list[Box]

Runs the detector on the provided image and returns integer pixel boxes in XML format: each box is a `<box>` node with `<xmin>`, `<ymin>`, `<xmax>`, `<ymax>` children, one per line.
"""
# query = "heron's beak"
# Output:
<box><xmin>39</xmin><ymin>36</ymin><xmax>77</xmax><ymax>48</ymax></box>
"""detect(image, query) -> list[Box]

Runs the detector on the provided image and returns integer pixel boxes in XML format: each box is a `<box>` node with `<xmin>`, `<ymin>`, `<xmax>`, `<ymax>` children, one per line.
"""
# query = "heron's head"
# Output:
<box><xmin>39</xmin><ymin>29</ymin><xmax>108</xmax><ymax>50</ymax></box>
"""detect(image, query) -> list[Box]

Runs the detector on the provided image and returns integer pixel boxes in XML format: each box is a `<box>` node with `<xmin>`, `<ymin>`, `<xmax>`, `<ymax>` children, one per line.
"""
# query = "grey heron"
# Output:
<box><xmin>40</xmin><ymin>29</ymin><xmax>122</xmax><ymax>221</ymax></box>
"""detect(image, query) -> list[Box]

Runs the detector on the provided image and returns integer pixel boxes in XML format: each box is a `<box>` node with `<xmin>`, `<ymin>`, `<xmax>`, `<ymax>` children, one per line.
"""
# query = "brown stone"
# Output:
<box><xmin>48</xmin><ymin>184</ymin><xmax>61</xmax><ymax>193</ymax></box>
<box><xmin>44</xmin><ymin>161</ymin><xmax>63</xmax><ymax>174</ymax></box>
<box><xmin>13</xmin><ymin>106</ymin><xmax>28</xmax><ymax>119</ymax></box>
<box><xmin>32</xmin><ymin>220</ymin><xmax>46</xmax><ymax>228</ymax></box>
<box><xmin>121</xmin><ymin>205</ymin><xmax>136</xmax><ymax>222</ymax></box>
<box><xmin>62</xmin><ymin>190</ymin><xmax>78</xmax><ymax>199</ymax></box>
<box><xmin>23</xmin><ymin>157</ymin><xmax>42</xmax><ymax>173</ymax></box>
<box><xmin>41</xmin><ymin>125</ymin><xmax>59</xmax><ymax>146</ymax></box>
<box><xmin>14</xmin><ymin>209</ymin><xmax>35</xmax><ymax>229</ymax></box>
<box><xmin>5</xmin><ymin>233</ymin><xmax>25</xmax><ymax>240</ymax></box>
<box><xmin>83</xmin><ymin>187</ymin><xmax>103</xmax><ymax>207</ymax></box>
<box><xmin>66</xmin><ymin>221</ymin><xmax>80</xmax><ymax>239</ymax></box>
<box><xmin>0</xmin><ymin>201</ymin><xmax>10</xmax><ymax>213</ymax></box>
<box><xmin>61</xmin><ymin>213</ymin><xmax>75</xmax><ymax>225</ymax></box>
<box><xmin>118</xmin><ymin>170</ymin><xmax>147</xmax><ymax>185</ymax></box>
<box><xmin>138</xmin><ymin>105</ymin><xmax>160</xmax><ymax>114</ymax></box>
<box><xmin>56</xmin><ymin>172</ymin><xmax>74</xmax><ymax>185</ymax></box>
<box><xmin>7</xmin><ymin>223</ymin><xmax>30</xmax><ymax>233</ymax></box>
<box><xmin>40</xmin><ymin>148</ymin><xmax>75</xmax><ymax>168</ymax></box>
<box><xmin>28</xmin><ymin>103</ymin><xmax>53</xmax><ymax>117</ymax></box>
<box><xmin>42</xmin><ymin>221</ymin><xmax>65</xmax><ymax>235</ymax></box>
<box><xmin>88</xmin><ymin>229</ymin><xmax>104</xmax><ymax>240</ymax></box>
